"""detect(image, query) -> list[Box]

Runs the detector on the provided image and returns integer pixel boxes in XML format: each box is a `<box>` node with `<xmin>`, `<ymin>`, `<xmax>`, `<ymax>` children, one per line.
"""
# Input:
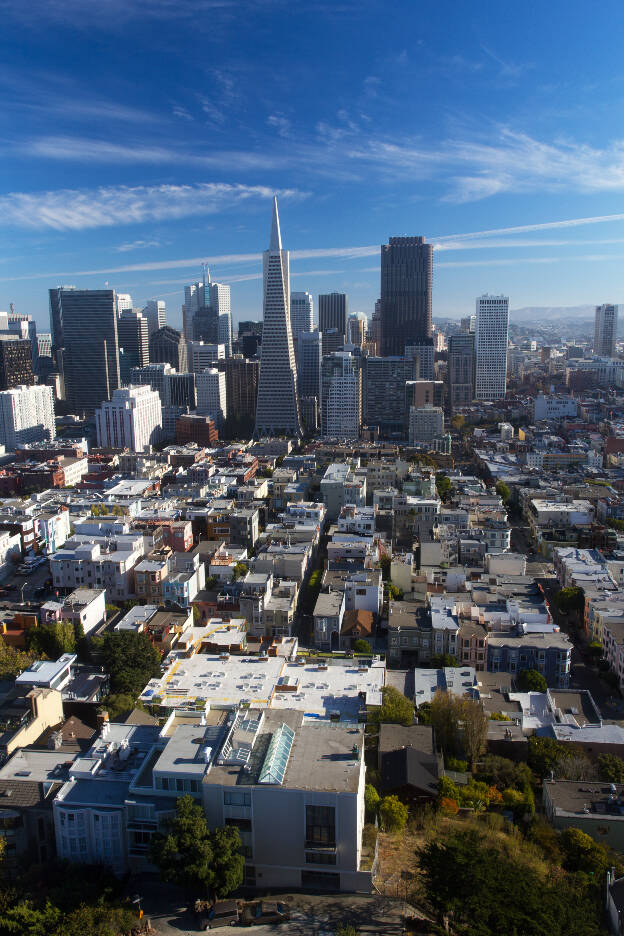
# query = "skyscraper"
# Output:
<box><xmin>594</xmin><ymin>304</ymin><xmax>618</xmax><ymax>357</ymax></box>
<box><xmin>142</xmin><ymin>300</ymin><xmax>166</xmax><ymax>336</ymax></box>
<box><xmin>182</xmin><ymin>269</ymin><xmax>231</xmax><ymax>349</ymax></box>
<box><xmin>196</xmin><ymin>368</ymin><xmax>227</xmax><ymax>427</ymax></box>
<box><xmin>117</xmin><ymin>309</ymin><xmax>149</xmax><ymax>384</ymax></box>
<box><xmin>216</xmin><ymin>356</ymin><xmax>259</xmax><ymax>436</ymax></box>
<box><xmin>318</xmin><ymin>293</ymin><xmax>348</xmax><ymax>341</ymax></box>
<box><xmin>290</xmin><ymin>291</ymin><xmax>314</xmax><ymax>353</ymax></box>
<box><xmin>380</xmin><ymin>236</ymin><xmax>433</xmax><ymax>356</ymax></box>
<box><xmin>474</xmin><ymin>294</ymin><xmax>509</xmax><ymax>401</ymax></box>
<box><xmin>0</xmin><ymin>384</ymin><xmax>55</xmax><ymax>450</ymax></box>
<box><xmin>297</xmin><ymin>329</ymin><xmax>322</xmax><ymax>399</ymax></box>
<box><xmin>54</xmin><ymin>289</ymin><xmax>120</xmax><ymax>413</ymax></box>
<box><xmin>447</xmin><ymin>333</ymin><xmax>475</xmax><ymax>411</ymax></box>
<box><xmin>254</xmin><ymin>198</ymin><xmax>302</xmax><ymax>439</ymax></box>
<box><xmin>363</xmin><ymin>357</ymin><xmax>415</xmax><ymax>437</ymax></box>
<box><xmin>149</xmin><ymin>326</ymin><xmax>188</xmax><ymax>373</ymax></box>
<box><xmin>321</xmin><ymin>352</ymin><xmax>361</xmax><ymax>439</ymax></box>
<box><xmin>347</xmin><ymin>313</ymin><xmax>366</xmax><ymax>348</ymax></box>
<box><xmin>95</xmin><ymin>385</ymin><xmax>162</xmax><ymax>452</ymax></box>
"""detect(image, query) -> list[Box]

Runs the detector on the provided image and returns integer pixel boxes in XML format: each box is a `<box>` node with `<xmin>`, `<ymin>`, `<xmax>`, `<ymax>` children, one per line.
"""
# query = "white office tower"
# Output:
<box><xmin>347</xmin><ymin>312</ymin><xmax>366</xmax><ymax>348</ymax></box>
<box><xmin>254</xmin><ymin>197</ymin><xmax>302</xmax><ymax>438</ymax></box>
<box><xmin>182</xmin><ymin>269</ymin><xmax>231</xmax><ymax>344</ymax></box>
<box><xmin>409</xmin><ymin>405</ymin><xmax>444</xmax><ymax>445</ymax></box>
<box><xmin>321</xmin><ymin>351</ymin><xmax>361</xmax><ymax>440</ymax></box>
<box><xmin>142</xmin><ymin>300</ymin><xmax>166</xmax><ymax>336</ymax></box>
<box><xmin>115</xmin><ymin>293</ymin><xmax>133</xmax><ymax>312</ymax></box>
<box><xmin>95</xmin><ymin>385</ymin><xmax>162</xmax><ymax>452</ymax></box>
<box><xmin>218</xmin><ymin>311</ymin><xmax>232</xmax><ymax>358</ymax></box>
<box><xmin>189</xmin><ymin>341</ymin><xmax>225</xmax><ymax>373</ymax></box>
<box><xmin>196</xmin><ymin>367</ymin><xmax>227</xmax><ymax>427</ymax></box>
<box><xmin>594</xmin><ymin>304</ymin><xmax>618</xmax><ymax>358</ymax></box>
<box><xmin>474</xmin><ymin>294</ymin><xmax>509</xmax><ymax>401</ymax></box>
<box><xmin>290</xmin><ymin>291</ymin><xmax>314</xmax><ymax>352</ymax></box>
<box><xmin>0</xmin><ymin>384</ymin><xmax>55</xmax><ymax>450</ymax></box>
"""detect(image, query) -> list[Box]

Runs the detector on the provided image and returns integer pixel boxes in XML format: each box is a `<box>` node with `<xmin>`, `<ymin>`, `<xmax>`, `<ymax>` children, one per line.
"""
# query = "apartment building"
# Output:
<box><xmin>49</xmin><ymin>532</ymin><xmax>144</xmax><ymax>601</ymax></box>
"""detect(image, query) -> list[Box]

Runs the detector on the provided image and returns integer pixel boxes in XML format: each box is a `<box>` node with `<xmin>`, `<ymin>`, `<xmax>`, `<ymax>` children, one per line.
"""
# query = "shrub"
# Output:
<box><xmin>439</xmin><ymin>796</ymin><xmax>459</xmax><ymax>815</ymax></box>
<box><xmin>364</xmin><ymin>784</ymin><xmax>380</xmax><ymax>819</ymax></box>
<box><xmin>379</xmin><ymin>795</ymin><xmax>408</xmax><ymax>832</ymax></box>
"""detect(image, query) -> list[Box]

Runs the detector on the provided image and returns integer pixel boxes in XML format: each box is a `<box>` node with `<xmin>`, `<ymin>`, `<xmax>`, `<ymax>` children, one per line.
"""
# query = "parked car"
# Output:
<box><xmin>195</xmin><ymin>899</ymin><xmax>240</xmax><ymax>930</ymax></box>
<box><xmin>239</xmin><ymin>901</ymin><xmax>290</xmax><ymax>926</ymax></box>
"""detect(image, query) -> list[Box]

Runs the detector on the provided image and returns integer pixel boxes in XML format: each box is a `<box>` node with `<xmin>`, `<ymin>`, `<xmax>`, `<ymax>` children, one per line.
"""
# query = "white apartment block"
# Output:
<box><xmin>0</xmin><ymin>384</ymin><xmax>55</xmax><ymax>450</ymax></box>
<box><xmin>534</xmin><ymin>393</ymin><xmax>578</xmax><ymax>421</ymax></box>
<box><xmin>189</xmin><ymin>342</ymin><xmax>225</xmax><ymax>373</ymax></box>
<box><xmin>474</xmin><ymin>294</ymin><xmax>509</xmax><ymax>401</ymax></box>
<box><xmin>196</xmin><ymin>368</ymin><xmax>227</xmax><ymax>427</ymax></box>
<box><xmin>409</xmin><ymin>405</ymin><xmax>444</xmax><ymax>445</ymax></box>
<box><xmin>594</xmin><ymin>303</ymin><xmax>618</xmax><ymax>358</ymax></box>
<box><xmin>49</xmin><ymin>532</ymin><xmax>144</xmax><ymax>601</ymax></box>
<box><xmin>38</xmin><ymin>508</ymin><xmax>71</xmax><ymax>553</ymax></box>
<box><xmin>321</xmin><ymin>352</ymin><xmax>361</xmax><ymax>440</ymax></box>
<box><xmin>95</xmin><ymin>385</ymin><xmax>162</xmax><ymax>453</ymax></box>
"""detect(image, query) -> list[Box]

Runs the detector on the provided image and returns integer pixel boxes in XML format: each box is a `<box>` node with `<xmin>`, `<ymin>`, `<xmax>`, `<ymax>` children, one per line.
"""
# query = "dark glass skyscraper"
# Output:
<box><xmin>380</xmin><ymin>236</ymin><xmax>433</xmax><ymax>356</ymax></box>
<box><xmin>117</xmin><ymin>309</ymin><xmax>149</xmax><ymax>384</ymax></box>
<box><xmin>56</xmin><ymin>289</ymin><xmax>120</xmax><ymax>414</ymax></box>
<box><xmin>318</xmin><ymin>293</ymin><xmax>348</xmax><ymax>341</ymax></box>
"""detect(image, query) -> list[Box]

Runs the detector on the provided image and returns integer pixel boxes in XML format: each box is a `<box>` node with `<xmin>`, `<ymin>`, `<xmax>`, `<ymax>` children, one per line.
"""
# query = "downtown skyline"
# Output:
<box><xmin>2</xmin><ymin>1</ymin><xmax>624</xmax><ymax>328</ymax></box>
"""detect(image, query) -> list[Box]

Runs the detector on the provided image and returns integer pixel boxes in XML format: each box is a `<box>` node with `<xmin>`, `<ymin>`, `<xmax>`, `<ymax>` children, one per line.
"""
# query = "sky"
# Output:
<box><xmin>2</xmin><ymin>0</ymin><xmax>624</xmax><ymax>333</ymax></box>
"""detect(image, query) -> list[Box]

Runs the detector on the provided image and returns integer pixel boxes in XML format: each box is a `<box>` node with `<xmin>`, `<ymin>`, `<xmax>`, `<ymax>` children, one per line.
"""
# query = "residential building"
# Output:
<box><xmin>447</xmin><ymin>333</ymin><xmax>474</xmax><ymax>410</ymax></box>
<box><xmin>313</xmin><ymin>589</ymin><xmax>346</xmax><ymax>650</ymax></box>
<box><xmin>95</xmin><ymin>385</ymin><xmax>162</xmax><ymax>452</ymax></box>
<box><xmin>176</xmin><ymin>414</ymin><xmax>218</xmax><ymax>446</ymax></box>
<box><xmin>321</xmin><ymin>463</ymin><xmax>367</xmax><ymax>521</ymax></box>
<box><xmin>52</xmin><ymin>289</ymin><xmax>120</xmax><ymax>413</ymax></box>
<box><xmin>321</xmin><ymin>352</ymin><xmax>361</xmax><ymax>439</ymax></box>
<box><xmin>594</xmin><ymin>303</ymin><xmax>618</xmax><ymax>358</ymax></box>
<box><xmin>49</xmin><ymin>532</ymin><xmax>144</xmax><ymax>601</ymax></box>
<box><xmin>254</xmin><ymin>198</ymin><xmax>302</xmax><ymax>438</ymax></box>
<box><xmin>409</xmin><ymin>405</ymin><xmax>444</xmax><ymax>446</ymax></box>
<box><xmin>487</xmin><ymin>632</ymin><xmax>572</xmax><ymax>687</ymax></box>
<box><xmin>229</xmin><ymin>508</ymin><xmax>260</xmax><ymax>551</ymax></box>
<box><xmin>534</xmin><ymin>393</ymin><xmax>578</xmax><ymax>421</ymax></box>
<box><xmin>318</xmin><ymin>293</ymin><xmax>348</xmax><ymax>343</ymax></box>
<box><xmin>474</xmin><ymin>294</ymin><xmax>509</xmax><ymax>401</ymax></box>
<box><xmin>142</xmin><ymin>299</ymin><xmax>166</xmax><ymax>336</ymax></box>
<box><xmin>0</xmin><ymin>384</ymin><xmax>55</xmax><ymax>450</ymax></box>
<box><xmin>149</xmin><ymin>326</ymin><xmax>188</xmax><ymax>373</ymax></box>
<box><xmin>380</xmin><ymin>236</ymin><xmax>433</xmax><ymax>356</ymax></box>
<box><xmin>544</xmin><ymin>781</ymin><xmax>624</xmax><ymax>851</ymax></box>
<box><xmin>196</xmin><ymin>368</ymin><xmax>227</xmax><ymax>427</ymax></box>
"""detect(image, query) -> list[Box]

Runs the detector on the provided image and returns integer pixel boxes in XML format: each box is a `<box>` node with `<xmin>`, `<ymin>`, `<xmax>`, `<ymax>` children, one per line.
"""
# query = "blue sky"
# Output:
<box><xmin>2</xmin><ymin>0</ymin><xmax>624</xmax><ymax>332</ymax></box>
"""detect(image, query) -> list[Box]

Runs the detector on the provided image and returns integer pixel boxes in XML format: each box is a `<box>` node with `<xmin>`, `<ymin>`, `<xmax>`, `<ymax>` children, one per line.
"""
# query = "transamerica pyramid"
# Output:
<box><xmin>254</xmin><ymin>196</ymin><xmax>302</xmax><ymax>439</ymax></box>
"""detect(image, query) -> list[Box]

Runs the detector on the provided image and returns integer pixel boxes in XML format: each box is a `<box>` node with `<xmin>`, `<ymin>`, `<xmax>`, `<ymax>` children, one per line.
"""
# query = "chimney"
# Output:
<box><xmin>96</xmin><ymin>709</ymin><xmax>110</xmax><ymax>733</ymax></box>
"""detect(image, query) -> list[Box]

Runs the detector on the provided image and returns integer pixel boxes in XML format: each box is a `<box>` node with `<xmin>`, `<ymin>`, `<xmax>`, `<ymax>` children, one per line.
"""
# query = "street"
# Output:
<box><xmin>0</xmin><ymin>558</ymin><xmax>53</xmax><ymax>603</ymax></box>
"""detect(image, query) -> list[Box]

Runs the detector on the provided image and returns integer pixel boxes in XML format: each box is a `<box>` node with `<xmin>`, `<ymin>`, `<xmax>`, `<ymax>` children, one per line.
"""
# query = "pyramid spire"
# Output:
<box><xmin>269</xmin><ymin>195</ymin><xmax>282</xmax><ymax>251</ymax></box>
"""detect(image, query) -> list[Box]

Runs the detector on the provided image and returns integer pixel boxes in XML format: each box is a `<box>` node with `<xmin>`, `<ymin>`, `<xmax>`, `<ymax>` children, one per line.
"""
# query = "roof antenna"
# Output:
<box><xmin>202</xmin><ymin>263</ymin><xmax>209</xmax><ymax>287</ymax></box>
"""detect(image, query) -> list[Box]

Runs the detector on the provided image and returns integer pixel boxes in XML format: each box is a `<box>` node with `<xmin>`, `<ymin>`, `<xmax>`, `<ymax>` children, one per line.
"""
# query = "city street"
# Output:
<box><xmin>0</xmin><ymin>558</ymin><xmax>53</xmax><ymax>603</ymax></box>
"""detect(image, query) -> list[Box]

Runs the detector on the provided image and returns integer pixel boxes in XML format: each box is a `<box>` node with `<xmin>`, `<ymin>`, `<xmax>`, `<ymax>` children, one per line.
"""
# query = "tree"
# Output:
<box><xmin>430</xmin><ymin>653</ymin><xmax>458</xmax><ymax>668</ymax></box>
<box><xmin>517</xmin><ymin>669</ymin><xmax>548</xmax><ymax>693</ymax></box>
<box><xmin>436</xmin><ymin>475</ymin><xmax>452</xmax><ymax>502</ymax></box>
<box><xmin>379</xmin><ymin>795</ymin><xmax>408</xmax><ymax>832</ymax></box>
<box><xmin>554</xmin><ymin>587</ymin><xmax>585</xmax><ymax>615</ymax></box>
<box><xmin>149</xmin><ymin>795</ymin><xmax>243</xmax><ymax>898</ymax></box>
<box><xmin>429</xmin><ymin>693</ymin><xmax>462</xmax><ymax>757</ymax></box>
<box><xmin>385</xmin><ymin>582</ymin><xmax>403</xmax><ymax>601</ymax></box>
<box><xmin>588</xmin><ymin>641</ymin><xmax>603</xmax><ymax>660</ymax></box>
<box><xmin>0</xmin><ymin>636</ymin><xmax>37</xmax><ymax>678</ymax></box>
<box><xmin>232</xmin><ymin>562</ymin><xmax>248</xmax><ymax>581</ymax></box>
<box><xmin>451</xmin><ymin>414</ymin><xmax>465</xmax><ymax>432</ymax></box>
<box><xmin>475</xmin><ymin>755</ymin><xmax>533</xmax><ymax>792</ymax></box>
<box><xmin>364</xmin><ymin>784</ymin><xmax>380</xmax><ymax>819</ymax></box>
<box><xmin>352</xmin><ymin>639</ymin><xmax>371</xmax><ymax>653</ymax></box>
<box><xmin>598</xmin><ymin>753</ymin><xmax>624</xmax><ymax>783</ymax></box>
<box><xmin>205</xmin><ymin>576</ymin><xmax>218</xmax><ymax>591</ymax></box>
<box><xmin>26</xmin><ymin>620</ymin><xmax>75</xmax><ymax>659</ymax></box>
<box><xmin>100</xmin><ymin>693</ymin><xmax>142</xmax><ymax>722</ymax></box>
<box><xmin>98</xmin><ymin>631</ymin><xmax>161</xmax><ymax>697</ymax></box>
<box><xmin>379</xmin><ymin>553</ymin><xmax>391</xmax><ymax>582</ymax></box>
<box><xmin>495</xmin><ymin>480</ymin><xmax>511</xmax><ymax>503</ymax></box>
<box><xmin>528</xmin><ymin>736</ymin><xmax>572</xmax><ymax>779</ymax></box>
<box><xmin>369</xmin><ymin>686</ymin><xmax>413</xmax><ymax>726</ymax></box>
<box><xmin>560</xmin><ymin>827</ymin><xmax>610</xmax><ymax>879</ymax></box>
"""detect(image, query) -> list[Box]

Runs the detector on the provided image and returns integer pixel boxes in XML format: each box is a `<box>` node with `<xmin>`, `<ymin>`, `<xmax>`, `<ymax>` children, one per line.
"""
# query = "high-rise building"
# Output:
<box><xmin>367</xmin><ymin>300</ymin><xmax>382</xmax><ymax>355</ymax></box>
<box><xmin>380</xmin><ymin>236</ymin><xmax>433</xmax><ymax>356</ymax></box>
<box><xmin>188</xmin><ymin>342</ymin><xmax>225</xmax><ymax>373</ymax></box>
<box><xmin>117</xmin><ymin>310</ymin><xmax>149</xmax><ymax>384</ymax></box>
<box><xmin>447</xmin><ymin>333</ymin><xmax>475</xmax><ymax>411</ymax></box>
<box><xmin>405</xmin><ymin>380</ymin><xmax>444</xmax><ymax>411</ymax></box>
<box><xmin>318</xmin><ymin>293</ymin><xmax>348</xmax><ymax>342</ymax></box>
<box><xmin>297</xmin><ymin>330</ymin><xmax>322</xmax><ymax>400</ymax></box>
<box><xmin>149</xmin><ymin>326</ymin><xmax>188</xmax><ymax>373</ymax></box>
<box><xmin>409</xmin><ymin>405</ymin><xmax>444</xmax><ymax>446</ymax></box>
<box><xmin>290</xmin><ymin>292</ymin><xmax>314</xmax><ymax>354</ymax></box>
<box><xmin>182</xmin><ymin>269</ymin><xmax>231</xmax><ymax>349</ymax></box>
<box><xmin>347</xmin><ymin>313</ymin><xmax>366</xmax><ymax>348</ymax></box>
<box><xmin>0</xmin><ymin>337</ymin><xmax>34</xmax><ymax>391</ymax></box>
<box><xmin>53</xmin><ymin>289</ymin><xmax>120</xmax><ymax>413</ymax></box>
<box><xmin>363</xmin><ymin>357</ymin><xmax>415</xmax><ymax>437</ymax></box>
<box><xmin>142</xmin><ymin>300</ymin><xmax>166</xmax><ymax>336</ymax></box>
<box><xmin>216</xmin><ymin>356</ymin><xmax>259</xmax><ymax>434</ymax></box>
<box><xmin>6</xmin><ymin>312</ymin><xmax>37</xmax><ymax>371</ymax></box>
<box><xmin>0</xmin><ymin>384</ymin><xmax>55</xmax><ymax>450</ymax></box>
<box><xmin>594</xmin><ymin>304</ymin><xmax>618</xmax><ymax>357</ymax></box>
<box><xmin>218</xmin><ymin>312</ymin><xmax>232</xmax><ymax>358</ymax></box>
<box><xmin>115</xmin><ymin>294</ymin><xmax>133</xmax><ymax>312</ymax></box>
<box><xmin>474</xmin><ymin>294</ymin><xmax>509</xmax><ymax>401</ymax></box>
<box><xmin>254</xmin><ymin>198</ymin><xmax>302</xmax><ymax>438</ymax></box>
<box><xmin>321</xmin><ymin>328</ymin><xmax>345</xmax><ymax>356</ymax></box>
<box><xmin>129</xmin><ymin>363</ymin><xmax>196</xmax><ymax>409</ymax></box>
<box><xmin>321</xmin><ymin>352</ymin><xmax>361</xmax><ymax>440</ymax></box>
<box><xmin>405</xmin><ymin>339</ymin><xmax>434</xmax><ymax>381</ymax></box>
<box><xmin>196</xmin><ymin>368</ymin><xmax>227</xmax><ymax>427</ymax></box>
<box><xmin>48</xmin><ymin>288</ymin><xmax>64</xmax><ymax>359</ymax></box>
<box><xmin>460</xmin><ymin>315</ymin><xmax>476</xmax><ymax>334</ymax></box>
<box><xmin>95</xmin><ymin>385</ymin><xmax>162</xmax><ymax>452</ymax></box>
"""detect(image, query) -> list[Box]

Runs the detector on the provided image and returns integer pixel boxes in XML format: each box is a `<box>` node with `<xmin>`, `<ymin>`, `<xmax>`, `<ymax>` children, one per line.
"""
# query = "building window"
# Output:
<box><xmin>306</xmin><ymin>851</ymin><xmax>337</xmax><ymax>865</ymax></box>
<box><xmin>305</xmin><ymin>805</ymin><xmax>336</xmax><ymax>848</ymax></box>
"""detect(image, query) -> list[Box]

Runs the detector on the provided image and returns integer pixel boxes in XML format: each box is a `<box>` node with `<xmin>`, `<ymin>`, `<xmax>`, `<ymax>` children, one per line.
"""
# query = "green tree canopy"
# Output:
<box><xmin>352</xmin><ymin>639</ymin><xmax>372</xmax><ymax>653</ymax></box>
<box><xmin>379</xmin><ymin>795</ymin><xmax>408</xmax><ymax>832</ymax></box>
<box><xmin>517</xmin><ymin>669</ymin><xmax>548</xmax><ymax>693</ymax></box>
<box><xmin>495</xmin><ymin>480</ymin><xmax>511</xmax><ymax>503</ymax></box>
<box><xmin>149</xmin><ymin>795</ymin><xmax>244</xmax><ymax>898</ymax></box>
<box><xmin>95</xmin><ymin>631</ymin><xmax>161</xmax><ymax>697</ymax></box>
<box><xmin>436</xmin><ymin>475</ymin><xmax>452</xmax><ymax>501</ymax></box>
<box><xmin>430</xmin><ymin>653</ymin><xmax>458</xmax><ymax>668</ymax></box>
<box><xmin>598</xmin><ymin>753</ymin><xmax>624</xmax><ymax>783</ymax></box>
<box><xmin>379</xmin><ymin>553</ymin><xmax>391</xmax><ymax>582</ymax></box>
<box><xmin>368</xmin><ymin>686</ymin><xmax>413</xmax><ymax>727</ymax></box>
<box><xmin>364</xmin><ymin>784</ymin><xmax>380</xmax><ymax>819</ymax></box>
<box><xmin>554</xmin><ymin>587</ymin><xmax>585</xmax><ymax>614</ymax></box>
<box><xmin>26</xmin><ymin>620</ymin><xmax>75</xmax><ymax>659</ymax></box>
<box><xmin>528</xmin><ymin>736</ymin><xmax>573</xmax><ymax>779</ymax></box>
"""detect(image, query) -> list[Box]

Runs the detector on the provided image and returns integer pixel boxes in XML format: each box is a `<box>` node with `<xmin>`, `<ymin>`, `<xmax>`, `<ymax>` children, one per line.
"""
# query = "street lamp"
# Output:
<box><xmin>131</xmin><ymin>894</ymin><xmax>143</xmax><ymax>920</ymax></box>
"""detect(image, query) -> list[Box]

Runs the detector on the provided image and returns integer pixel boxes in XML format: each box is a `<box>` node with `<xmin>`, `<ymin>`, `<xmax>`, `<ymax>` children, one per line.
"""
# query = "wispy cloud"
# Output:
<box><xmin>0</xmin><ymin>182</ymin><xmax>305</xmax><ymax>231</ymax></box>
<box><xmin>480</xmin><ymin>44</ymin><xmax>533</xmax><ymax>79</ymax></box>
<box><xmin>114</xmin><ymin>239</ymin><xmax>162</xmax><ymax>253</ymax></box>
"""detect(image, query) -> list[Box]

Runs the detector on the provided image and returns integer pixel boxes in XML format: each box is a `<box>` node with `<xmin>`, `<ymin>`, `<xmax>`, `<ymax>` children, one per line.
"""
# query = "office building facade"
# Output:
<box><xmin>319</xmin><ymin>293</ymin><xmax>348</xmax><ymax>342</ymax></box>
<box><xmin>196</xmin><ymin>368</ymin><xmax>227</xmax><ymax>427</ymax></box>
<box><xmin>182</xmin><ymin>271</ymin><xmax>231</xmax><ymax>350</ymax></box>
<box><xmin>117</xmin><ymin>310</ymin><xmax>149</xmax><ymax>384</ymax></box>
<box><xmin>447</xmin><ymin>333</ymin><xmax>475</xmax><ymax>410</ymax></box>
<box><xmin>254</xmin><ymin>198</ymin><xmax>302</xmax><ymax>438</ymax></box>
<box><xmin>216</xmin><ymin>356</ymin><xmax>259</xmax><ymax>425</ymax></box>
<box><xmin>129</xmin><ymin>363</ymin><xmax>195</xmax><ymax>409</ymax></box>
<box><xmin>321</xmin><ymin>352</ymin><xmax>361</xmax><ymax>440</ymax></box>
<box><xmin>0</xmin><ymin>337</ymin><xmax>34</xmax><ymax>391</ymax></box>
<box><xmin>594</xmin><ymin>304</ymin><xmax>618</xmax><ymax>358</ymax></box>
<box><xmin>409</xmin><ymin>405</ymin><xmax>444</xmax><ymax>446</ymax></box>
<box><xmin>142</xmin><ymin>300</ymin><xmax>166</xmax><ymax>336</ymax></box>
<box><xmin>297</xmin><ymin>330</ymin><xmax>322</xmax><ymax>400</ymax></box>
<box><xmin>474</xmin><ymin>294</ymin><xmax>509</xmax><ymax>401</ymax></box>
<box><xmin>95</xmin><ymin>385</ymin><xmax>162</xmax><ymax>452</ymax></box>
<box><xmin>149</xmin><ymin>326</ymin><xmax>188</xmax><ymax>374</ymax></box>
<box><xmin>363</xmin><ymin>357</ymin><xmax>415</xmax><ymax>437</ymax></box>
<box><xmin>290</xmin><ymin>292</ymin><xmax>314</xmax><ymax>355</ymax></box>
<box><xmin>380</xmin><ymin>236</ymin><xmax>433</xmax><ymax>356</ymax></box>
<box><xmin>0</xmin><ymin>385</ymin><xmax>55</xmax><ymax>450</ymax></box>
